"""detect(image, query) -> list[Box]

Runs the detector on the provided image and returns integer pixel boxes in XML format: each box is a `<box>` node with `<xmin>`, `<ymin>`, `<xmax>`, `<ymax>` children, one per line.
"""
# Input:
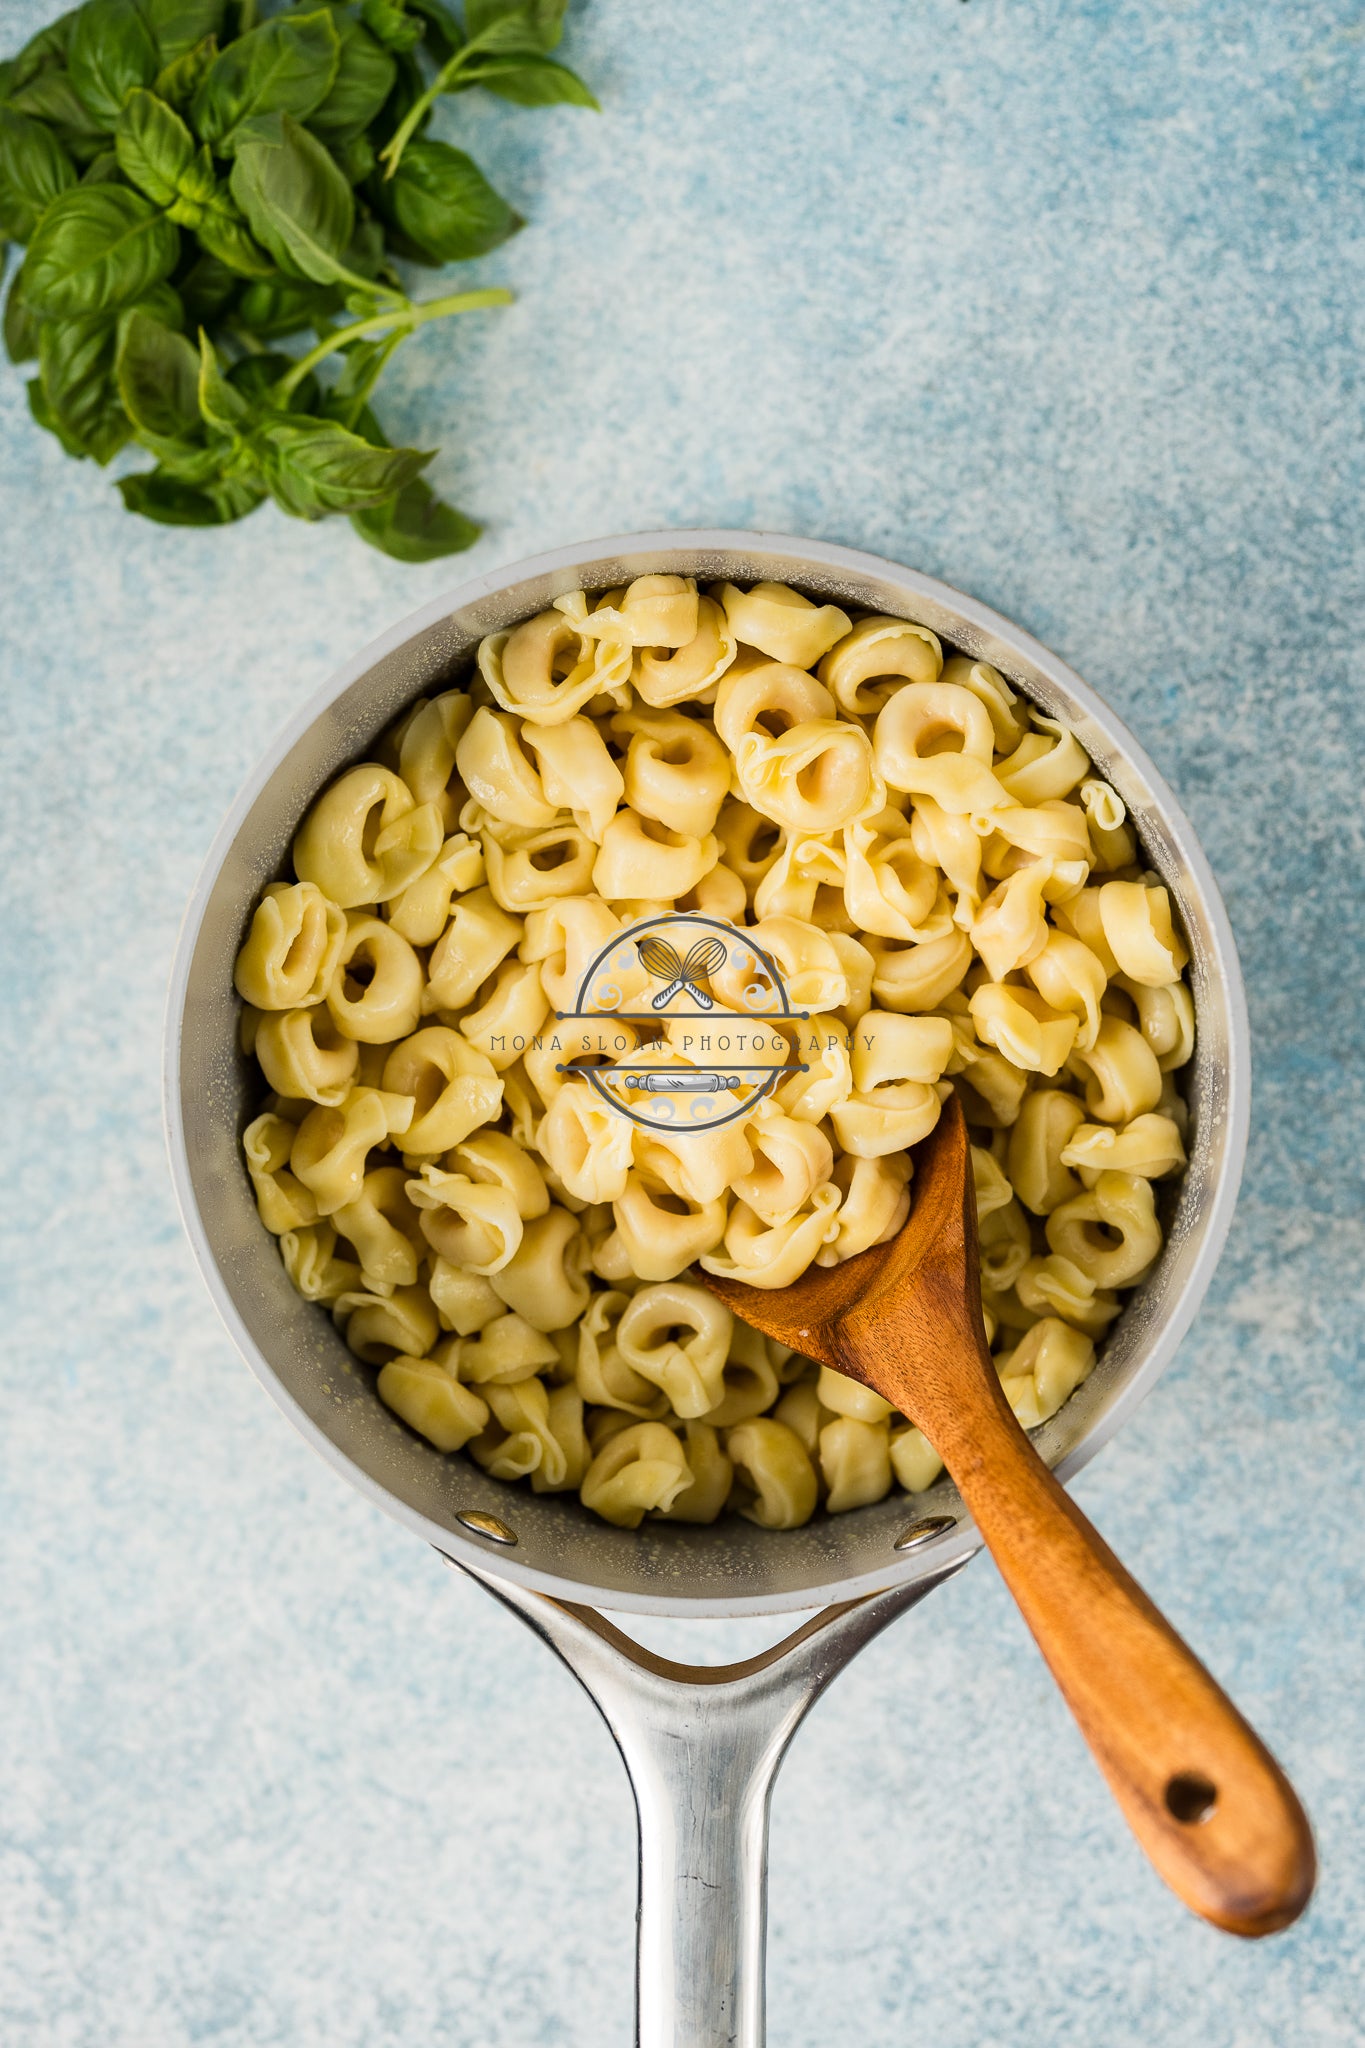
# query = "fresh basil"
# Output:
<box><xmin>256</xmin><ymin>412</ymin><xmax>430</xmax><ymax>517</ymax></box>
<box><xmin>23</xmin><ymin>183</ymin><xmax>179</xmax><ymax>315</ymax></box>
<box><xmin>152</xmin><ymin>34</ymin><xmax>219</xmax><ymax>113</ymax></box>
<box><xmin>360</xmin><ymin>1</ymin><xmax>424</xmax><ymax>56</ymax></box>
<box><xmin>233</xmin><ymin>271</ymin><xmax>342</xmax><ymax>336</ymax></box>
<box><xmin>143</xmin><ymin>0</ymin><xmax>228</xmax><ymax>67</ymax></box>
<box><xmin>308</xmin><ymin>18</ymin><xmax>396</xmax><ymax>147</ymax></box>
<box><xmin>37</xmin><ymin>307</ymin><xmax>131</xmax><ymax>461</ymax></box>
<box><xmin>368</xmin><ymin>46</ymin><xmax>429</xmax><ymax>151</ymax></box>
<box><xmin>68</xmin><ymin>0</ymin><xmax>160</xmax><ymax>129</ymax></box>
<box><xmin>178</xmin><ymin>246</ymin><xmax>240</xmax><ymax>323</ymax></box>
<box><xmin>352</xmin><ymin>474</ymin><xmax>478</xmax><ymax>559</ymax></box>
<box><xmin>29</xmin><ymin>373</ymin><xmax>89</xmax><ymax>456</ymax></box>
<box><xmin>469</xmin><ymin>53</ymin><xmax>596</xmax><ymax>107</ymax></box>
<box><xmin>128</xmin><ymin>277</ymin><xmax>185</xmax><ymax>330</ymax></box>
<box><xmin>6</xmin><ymin>68</ymin><xmax>108</xmax><ymax>149</ymax></box>
<box><xmin>116</xmin><ymin>307</ymin><xmax>201</xmax><ymax>438</ymax></box>
<box><xmin>404</xmin><ymin>0</ymin><xmax>462</xmax><ymax>63</ymax></box>
<box><xmin>192</xmin><ymin>11</ymin><xmax>341</xmax><ymax>155</ymax></box>
<box><xmin>333</xmin><ymin>130</ymin><xmax>377</xmax><ymax>186</ymax></box>
<box><xmin>1</xmin><ymin>0</ymin><xmax>594</xmax><ymax>558</ymax></box>
<box><xmin>228</xmin><ymin>348</ymin><xmax>311</xmax><ymax>406</ymax></box>
<box><xmin>6</xmin><ymin>11</ymin><xmax>81</xmax><ymax>97</ymax></box>
<box><xmin>345</xmin><ymin>209</ymin><xmax>389</xmax><ymax>280</ymax></box>
<box><xmin>3</xmin><ymin>267</ymin><xmax>39</xmax><ymax>362</ymax></box>
<box><xmin>388</xmin><ymin>138</ymin><xmax>519</xmax><ymax>261</ymax></box>
<box><xmin>229</xmin><ymin>112</ymin><xmax>357</xmax><ymax>285</ymax></box>
<box><xmin>0</xmin><ymin>109</ymin><xmax>78</xmax><ymax>241</ymax></box>
<box><xmin>114</xmin><ymin>89</ymin><xmax>196</xmax><ymax>206</ymax></box>
<box><xmin>196</xmin><ymin>327</ymin><xmax>248</xmax><ymax>428</ymax></box>
<box><xmin>118</xmin><ymin>466</ymin><xmax>264</xmax><ymax>523</ymax></box>
<box><xmin>81</xmin><ymin>149</ymin><xmax>125</xmax><ymax>183</ymax></box>
<box><xmin>465</xmin><ymin>0</ymin><xmax>566</xmax><ymax>53</ymax></box>
<box><xmin>194</xmin><ymin>188</ymin><xmax>275</xmax><ymax>274</ymax></box>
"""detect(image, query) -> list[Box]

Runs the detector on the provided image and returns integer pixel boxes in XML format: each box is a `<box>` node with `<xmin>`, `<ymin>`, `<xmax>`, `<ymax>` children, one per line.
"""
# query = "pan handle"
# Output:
<box><xmin>449</xmin><ymin>1558</ymin><xmax>962</xmax><ymax>2048</ymax></box>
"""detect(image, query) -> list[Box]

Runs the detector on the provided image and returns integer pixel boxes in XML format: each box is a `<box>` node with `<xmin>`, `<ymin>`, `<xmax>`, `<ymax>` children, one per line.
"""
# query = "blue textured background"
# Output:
<box><xmin>2</xmin><ymin>2</ymin><xmax>1362</xmax><ymax>2042</ymax></box>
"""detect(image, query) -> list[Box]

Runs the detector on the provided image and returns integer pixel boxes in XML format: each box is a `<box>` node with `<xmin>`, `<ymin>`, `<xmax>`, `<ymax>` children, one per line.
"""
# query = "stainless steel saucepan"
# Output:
<box><xmin>165</xmin><ymin>532</ymin><xmax>1251</xmax><ymax>2048</ymax></box>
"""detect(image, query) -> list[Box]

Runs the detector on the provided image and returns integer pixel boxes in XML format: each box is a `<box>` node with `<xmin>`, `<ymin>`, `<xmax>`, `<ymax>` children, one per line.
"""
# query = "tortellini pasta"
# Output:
<box><xmin>236</xmin><ymin>578</ymin><xmax>1194</xmax><ymax>1531</ymax></box>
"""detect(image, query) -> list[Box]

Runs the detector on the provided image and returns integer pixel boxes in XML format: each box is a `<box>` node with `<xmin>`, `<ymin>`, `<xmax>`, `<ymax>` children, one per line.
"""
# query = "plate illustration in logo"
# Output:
<box><xmin>556</xmin><ymin>913</ymin><xmax>809</xmax><ymax>1133</ymax></box>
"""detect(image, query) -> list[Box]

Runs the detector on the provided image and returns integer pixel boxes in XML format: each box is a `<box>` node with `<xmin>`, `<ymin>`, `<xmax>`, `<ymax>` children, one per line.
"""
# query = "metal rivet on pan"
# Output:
<box><xmin>456</xmin><ymin>1509</ymin><xmax>518</xmax><ymax>1546</ymax></box>
<box><xmin>893</xmin><ymin>1515</ymin><xmax>957</xmax><ymax>1552</ymax></box>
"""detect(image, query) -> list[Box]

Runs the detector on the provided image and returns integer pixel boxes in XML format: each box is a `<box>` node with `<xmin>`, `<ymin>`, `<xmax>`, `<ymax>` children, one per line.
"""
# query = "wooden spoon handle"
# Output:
<box><xmin>937</xmin><ymin>1391</ymin><xmax>1315</xmax><ymax>1936</ymax></box>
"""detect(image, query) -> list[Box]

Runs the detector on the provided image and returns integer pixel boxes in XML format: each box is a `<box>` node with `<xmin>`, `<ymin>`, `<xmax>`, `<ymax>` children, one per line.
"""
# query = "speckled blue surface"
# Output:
<box><xmin>2</xmin><ymin>2</ymin><xmax>1363</xmax><ymax>2042</ymax></box>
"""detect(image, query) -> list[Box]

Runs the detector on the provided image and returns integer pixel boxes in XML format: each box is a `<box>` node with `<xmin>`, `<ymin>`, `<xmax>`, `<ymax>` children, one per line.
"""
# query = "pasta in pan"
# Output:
<box><xmin>236</xmin><ymin>577</ymin><xmax>1193</xmax><ymax>1530</ymax></box>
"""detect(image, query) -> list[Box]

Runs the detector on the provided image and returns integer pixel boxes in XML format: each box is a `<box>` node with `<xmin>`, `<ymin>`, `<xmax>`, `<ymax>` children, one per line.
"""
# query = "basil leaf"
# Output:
<box><xmin>182</xmin><ymin>144</ymin><xmax>217</xmax><ymax>205</ymax></box>
<box><xmin>359</xmin><ymin>0</ymin><xmax>424</xmax><ymax>56</ymax></box>
<box><xmin>128</xmin><ymin>277</ymin><xmax>184</xmax><ymax>329</ymax></box>
<box><xmin>233</xmin><ymin>270</ymin><xmax>341</xmax><ymax>336</ymax></box>
<box><xmin>4</xmin><ymin>268</ymin><xmax>39</xmax><ymax>362</ymax></box>
<box><xmin>29</xmin><ymin>373</ymin><xmax>90</xmax><ymax>457</ymax></box>
<box><xmin>470</xmin><ymin>53</ymin><xmax>597</xmax><ymax>108</ymax></box>
<box><xmin>178</xmin><ymin>246</ymin><xmax>238</xmax><ymax>323</ymax></box>
<box><xmin>116</xmin><ymin>307</ymin><xmax>201</xmax><ymax>437</ymax></box>
<box><xmin>143</xmin><ymin>0</ymin><xmax>227</xmax><ymax>66</ymax></box>
<box><xmin>7</xmin><ymin>11</ymin><xmax>82</xmax><ymax>97</ymax></box>
<box><xmin>333</xmin><ymin>130</ymin><xmax>376</xmax><ymax>186</ymax></box>
<box><xmin>345</xmin><ymin>209</ymin><xmax>388</xmax><ymax>280</ymax></box>
<box><xmin>153</xmin><ymin>34</ymin><xmax>219</xmax><ymax>113</ymax></box>
<box><xmin>352</xmin><ymin>476</ymin><xmax>478</xmax><ymax>560</ymax></box>
<box><xmin>23</xmin><ymin>185</ymin><xmax>180</xmax><ymax>316</ymax></box>
<box><xmin>307</xmin><ymin>17</ymin><xmax>395</xmax><ymax>147</ymax></box>
<box><xmin>230</xmin><ymin>348</ymin><xmax>319</xmax><ymax>411</ymax></box>
<box><xmin>150</xmin><ymin>436</ymin><xmax>232</xmax><ymax>483</ymax></box>
<box><xmin>81</xmin><ymin>149</ymin><xmax>125</xmax><ymax>183</ymax></box>
<box><xmin>194</xmin><ymin>189</ymin><xmax>274</xmax><ymax>274</ymax></box>
<box><xmin>6</xmin><ymin>70</ymin><xmax>107</xmax><ymax>147</ymax></box>
<box><xmin>0</xmin><ymin>109</ymin><xmax>78</xmax><ymax>240</ymax></box>
<box><xmin>465</xmin><ymin>0</ymin><xmax>566</xmax><ymax>54</ymax></box>
<box><xmin>192</xmin><ymin>11</ymin><xmax>341</xmax><ymax>155</ymax></box>
<box><xmin>387</xmin><ymin>138</ymin><xmax>520</xmax><ymax>262</ymax></box>
<box><xmin>115</xmin><ymin>88</ymin><xmax>195</xmax><ymax>205</ymax></box>
<box><xmin>38</xmin><ymin>308</ymin><xmax>131</xmax><ymax>462</ymax></box>
<box><xmin>120</xmin><ymin>469</ymin><xmax>220</xmax><ymax>521</ymax></box>
<box><xmin>119</xmin><ymin>465</ymin><xmax>264</xmax><ymax>524</ymax></box>
<box><xmin>229</xmin><ymin>112</ymin><xmax>356</xmax><ymax>285</ymax></box>
<box><xmin>367</xmin><ymin>46</ymin><xmax>428</xmax><ymax>151</ymax></box>
<box><xmin>197</xmin><ymin>327</ymin><xmax>248</xmax><ymax>428</ymax></box>
<box><xmin>68</xmin><ymin>0</ymin><xmax>159</xmax><ymax>128</ymax></box>
<box><xmin>404</xmin><ymin>0</ymin><xmax>462</xmax><ymax>64</ymax></box>
<box><xmin>255</xmin><ymin>413</ymin><xmax>430</xmax><ymax>518</ymax></box>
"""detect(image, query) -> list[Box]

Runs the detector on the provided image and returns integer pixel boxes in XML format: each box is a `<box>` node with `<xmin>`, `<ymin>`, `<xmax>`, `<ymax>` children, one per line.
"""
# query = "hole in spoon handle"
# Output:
<box><xmin>938</xmin><ymin>1401</ymin><xmax>1316</xmax><ymax>1937</ymax></box>
<box><xmin>1166</xmin><ymin>1772</ymin><xmax>1218</xmax><ymax>1825</ymax></box>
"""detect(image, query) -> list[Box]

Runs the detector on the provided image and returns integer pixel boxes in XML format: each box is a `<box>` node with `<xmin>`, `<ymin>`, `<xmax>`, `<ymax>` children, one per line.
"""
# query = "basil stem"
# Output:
<box><xmin>274</xmin><ymin>282</ymin><xmax>511</xmax><ymax>399</ymax></box>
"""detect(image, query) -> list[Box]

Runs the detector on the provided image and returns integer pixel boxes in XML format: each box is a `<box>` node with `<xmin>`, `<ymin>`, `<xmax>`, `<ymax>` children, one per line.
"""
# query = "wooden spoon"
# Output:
<box><xmin>698</xmin><ymin>1094</ymin><xmax>1315</xmax><ymax>1936</ymax></box>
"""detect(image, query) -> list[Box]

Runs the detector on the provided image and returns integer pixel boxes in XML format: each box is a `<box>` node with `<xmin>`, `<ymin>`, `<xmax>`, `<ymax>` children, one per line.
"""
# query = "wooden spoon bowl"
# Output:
<box><xmin>699</xmin><ymin>1095</ymin><xmax>1315</xmax><ymax>1937</ymax></box>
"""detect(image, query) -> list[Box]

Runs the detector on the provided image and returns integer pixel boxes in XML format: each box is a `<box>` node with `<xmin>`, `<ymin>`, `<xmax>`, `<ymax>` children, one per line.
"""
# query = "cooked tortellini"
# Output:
<box><xmin>237</xmin><ymin>578</ymin><xmax>1194</xmax><ymax>1530</ymax></box>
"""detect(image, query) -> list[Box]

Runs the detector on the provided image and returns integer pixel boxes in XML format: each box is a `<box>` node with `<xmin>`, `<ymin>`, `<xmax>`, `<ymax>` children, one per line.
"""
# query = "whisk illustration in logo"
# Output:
<box><xmin>555</xmin><ymin>913</ymin><xmax>809</xmax><ymax>1133</ymax></box>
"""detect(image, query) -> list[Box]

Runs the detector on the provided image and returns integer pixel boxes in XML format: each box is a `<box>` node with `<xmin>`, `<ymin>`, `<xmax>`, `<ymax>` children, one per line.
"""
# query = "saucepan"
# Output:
<box><xmin>165</xmin><ymin>532</ymin><xmax>1253</xmax><ymax>2048</ymax></box>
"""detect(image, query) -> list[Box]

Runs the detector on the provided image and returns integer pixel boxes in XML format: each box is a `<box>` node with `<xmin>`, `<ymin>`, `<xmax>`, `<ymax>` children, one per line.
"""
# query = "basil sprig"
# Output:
<box><xmin>0</xmin><ymin>0</ymin><xmax>595</xmax><ymax>560</ymax></box>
